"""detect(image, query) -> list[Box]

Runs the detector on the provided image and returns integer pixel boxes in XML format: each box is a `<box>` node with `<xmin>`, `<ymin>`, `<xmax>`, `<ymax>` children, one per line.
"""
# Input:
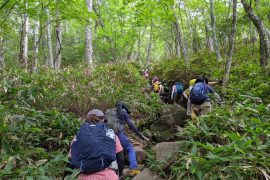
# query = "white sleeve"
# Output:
<box><xmin>171</xmin><ymin>85</ymin><xmax>175</xmax><ymax>100</ymax></box>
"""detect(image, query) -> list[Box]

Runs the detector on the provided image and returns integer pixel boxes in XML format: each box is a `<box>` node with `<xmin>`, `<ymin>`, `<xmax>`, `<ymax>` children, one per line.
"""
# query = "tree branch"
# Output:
<box><xmin>0</xmin><ymin>0</ymin><xmax>10</xmax><ymax>10</ymax></box>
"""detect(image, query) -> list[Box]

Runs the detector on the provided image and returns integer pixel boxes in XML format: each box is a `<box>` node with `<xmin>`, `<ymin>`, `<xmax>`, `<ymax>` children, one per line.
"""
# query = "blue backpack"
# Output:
<box><xmin>175</xmin><ymin>82</ymin><xmax>184</xmax><ymax>95</ymax></box>
<box><xmin>190</xmin><ymin>82</ymin><xmax>207</xmax><ymax>104</ymax></box>
<box><xmin>71</xmin><ymin>122</ymin><xmax>116</xmax><ymax>174</ymax></box>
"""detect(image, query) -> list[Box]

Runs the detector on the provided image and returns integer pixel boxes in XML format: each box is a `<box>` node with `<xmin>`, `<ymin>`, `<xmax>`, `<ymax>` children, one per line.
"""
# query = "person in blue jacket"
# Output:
<box><xmin>116</xmin><ymin>101</ymin><xmax>149</xmax><ymax>176</ymax></box>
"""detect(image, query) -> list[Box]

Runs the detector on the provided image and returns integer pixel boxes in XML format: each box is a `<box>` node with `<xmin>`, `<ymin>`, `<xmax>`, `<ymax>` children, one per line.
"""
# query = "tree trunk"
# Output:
<box><xmin>223</xmin><ymin>0</ymin><xmax>232</xmax><ymax>57</ymax></box>
<box><xmin>86</xmin><ymin>0</ymin><xmax>94</xmax><ymax>66</ymax></box>
<box><xmin>193</xmin><ymin>26</ymin><xmax>202</xmax><ymax>53</ymax></box>
<box><xmin>174</xmin><ymin>15</ymin><xmax>189</xmax><ymax>65</ymax></box>
<box><xmin>250</xmin><ymin>24</ymin><xmax>257</xmax><ymax>55</ymax></box>
<box><xmin>32</xmin><ymin>21</ymin><xmax>40</xmax><ymax>72</ymax></box>
<box><xmin>175</xmin><ymin>32</ymin><xmax>181</xmax><ymax>58</ymax></box>
<box><xmin>0</xmin><ymin>35</ymin><xmax>4</xmax><ymax>69</ymax></box>
<box><xmin>184</xmin><ymin>7</ymin><xmax>193</xmax><ymax>55</ymax></box>
<box><xmin>55</xmin><ymin>4</ymin><xmax>62</xmax><ymax>70</ymax></box>
<box><xmin>210</xmin><ymin>0</ymin><xmax>222</xmax><ymax>61</ymax></box>
<box><xmin>137</xmin><ymin>27</ymin><xmax>141</xmax><ymax>62</ymax></box>
<box><xmin>222</xmin><ymin>0</ymin><xmax>237</xmax><ymax>93</ymax></box>
<box><xmin>202</xmin><ymin>11</ymin><xmax>214</xmax><ymax>52</ymax></box>
<box><xmin>19</xmin><ymin>8</ymin><xmax>29</xmax><ymax>69</ymax></box>
<box><xmin>146</xmin><ymin>24</ymin><xmax>153</xmax><ymax>66</ymax></box>
<box><xmin>241</xmin><ymin>0</ymin><xmax>270</xmax><ymax>71</ymax></box>
<box><xmin>46</xmin><ymin>8</ymin><xmax>54</xmax><ymax>68</ymax></box>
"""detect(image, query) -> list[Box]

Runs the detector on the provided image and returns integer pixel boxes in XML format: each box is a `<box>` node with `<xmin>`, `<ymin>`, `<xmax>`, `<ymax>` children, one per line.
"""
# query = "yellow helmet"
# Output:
<box><xmin>189</xmin><ymin>79</ymin><xmax>196</xmax><ymax>86</ymax></box>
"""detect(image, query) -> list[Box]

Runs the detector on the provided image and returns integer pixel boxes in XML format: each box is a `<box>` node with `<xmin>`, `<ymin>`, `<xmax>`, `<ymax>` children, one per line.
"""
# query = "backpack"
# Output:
<box><xmin>153</xmin><ymin>82</ymin><xmax>160</xmax><ymax>92</ymax></box>
<box><xmin>175</xmin><ymin>82</ymin><xmax>184</xmax><ymax>94</ymax></box>
<box><xmin>105</xmin><ymin>109</ymin><xmax>123</xmax><ymax>133</ymax></box>
<box><xmin>190</xmin><ymin>82</ymin><xmax>207</xmax><ymax>105</ymax></box>
<box><xmin>71</xmin><ymin>122</ymin><xmax>116</xmax><ymax>174</ymax></box>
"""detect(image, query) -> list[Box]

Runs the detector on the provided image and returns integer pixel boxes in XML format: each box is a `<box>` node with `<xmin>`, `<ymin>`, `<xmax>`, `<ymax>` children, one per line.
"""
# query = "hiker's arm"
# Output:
<box><xmin>158</xmin><ymin>85</ymin><xmax>163</xmax><ymax>95</ymax></box>
<box><xmin>63</xmin><ymin>138</ymin><xmax>77</xmax><ymax>179</ymax></box>
<box><xmin>186</xmin><ymin>98</ymin><xmax>192</xmax><ymax>116</ymax></box>
<box><xmin>171</xmin><ymin>86</ymin><xmax>175</xmax><ymax>100</ymax></box>
<box><xmin>208</xmin><ymin>81</ymin><xmax>219</xmax><ymax>85</ymax></box>
<box><xmin>183</xmin><ymin>89</ymin><xmax>188</xmax><ymax>99</ymax></box>
<box><xmin>213</xmin><ymin>92</ymin><xmax>223</xmax><ymax>103</ymax></box>
<box><xmin>207</xmin><ymin>85</ymin><xmax>223</xmax><ymax>103</ymax></box>
<box><xmin>123</xmin><ymin>112</ymin><xmax>144</xmax><ymax>140</ymax></box>
<box><xmin>116</xmin><ymin>150</ymin><xmax>124</xmax><ymax>177</ymax></box>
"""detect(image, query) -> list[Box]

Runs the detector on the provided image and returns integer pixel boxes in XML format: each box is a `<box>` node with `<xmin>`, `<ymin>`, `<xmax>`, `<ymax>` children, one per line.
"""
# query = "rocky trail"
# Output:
<box><xmin>123</xmin><ymin>104</ymin><xmax>189</xmax><ymax>180</ymax></box>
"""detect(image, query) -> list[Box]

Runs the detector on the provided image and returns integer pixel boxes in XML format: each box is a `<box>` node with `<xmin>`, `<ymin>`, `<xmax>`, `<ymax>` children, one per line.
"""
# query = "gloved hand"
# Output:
<box><xmin>141</xmin><ymin>135</ymin><xmax>150</xmax><ymax>142</ymax></box>
<box><xmin>218</xmin><ymin>80</ymin><xmax>223</xmax><ymax>84</ymax></box>
<box><xmin>220</xmin><ymin>101</ymin><xmax>225</xmax><ymax>106</ymax></box>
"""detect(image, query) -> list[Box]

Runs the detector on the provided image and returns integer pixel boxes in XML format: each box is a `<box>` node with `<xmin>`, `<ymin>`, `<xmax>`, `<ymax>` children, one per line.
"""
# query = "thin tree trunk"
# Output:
<box><xmin>184</xmin><ymin>7</ymin><xmax>193</xmax><ymax>54</ymax></box>
<box><xmin>46</xmin><ymin>8</ymin><xmax>54</xmax><ymax>68</ymax></box>
<box><xmin>222</xmin><ymin>0</ymin><xmax>237</xmax><ymax>93</ymax></box>
<box><xmin>250</xmin><ymin>23</ymin><xmax>257</xmax><ymax>55</ymax></box>
<box><xmin>55</xmin><ymin>4</ymin><xmax>62</xmax><ymax>70</ymax></box>
<box><xmin>223</xmin><ymin>0</ymin><xmax>232</xmax><ymax>57</ymax></box>
<box><xmin>174</xmin><ymin>15</ymin><xmax>189</xmax><ymax>65</ymax></box>
<box><xmin>86</xmin><ymin>0</ymin><xmax>94</xmax><ymax>66</ymax></box>
<box><xmin>137</xmin><ymin>27</ymin><xmax>141</xmax><ymax>62</ymax></box>
<box><xmin>205</xmin><ymin>22</ymin><xmax>214</xmax><ymax>52</ymax></box>
<box><xmin>163</xmin><ymin>41</ymin><xmax>167</xmax><ymax>60</ymax></box>
<box><xmin>19</xmin><ymin>7</ymin><xmax>29</xmax><ymax>69</ymax></box>
<box><xmin>193</xmin><ymin>26</ymin><xmax>201</xmax><ymax>53</ymax></box>
<box><xmin>241</xmin><ymin>0</ymin><xmax>270</xmax><ymax>71</ymax></box>
<box><xmin>175</xmin><ymin>34</ymin><xmax>181</xmax><ymax>58</ymax></box>
<box><xmin>0</xmin><ymin>35</ymin><xmax>4</xmax><ymax>69</ymax></box>
<box><xmin>202</xmin><ymin>10</ymin><xmax>214</xmax><ymax>52</ymax></box>
<box><xmin>210</xmin><ymin>0</ymin><xmax>222</xmax><ymax>61</ymax></box>
<box><xmin>146</xmin><ymin>24</ymin><xmax>153</xmax><ymax>66</ymax></box>
<box><xmin>32</xmin><ymin>21</ymin><xmax>40</xmax><ymax>72</ymax></box>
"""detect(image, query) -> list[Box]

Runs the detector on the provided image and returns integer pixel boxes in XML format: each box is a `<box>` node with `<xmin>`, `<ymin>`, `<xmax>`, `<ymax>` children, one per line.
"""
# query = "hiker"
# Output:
<box><xmin>143</xmin><ymin>69</ymin><xmax>149</xmax><ymax>78</ymax></box>
<box><xmin>151</xmin><ymin>76</ymin><xmax>164</xmax><ymax>95</ymax></box>
<box><xmin>171</xmin><ymin>81</ymin><xmax>184</xmax><ymax>104</ymax></box>
<box><xmin>183</xmin><ymin>79</ymin><xmax>196</xmax><ymax>116</ymax></box>
<box><xmin>115</xmin><ymin>101</ymin><xmax>149</xmax><ymax>176</ymax></box>
<box><xmin>183</xmin><ymin>79</ymin><xmax>196</xmax><ymax>101</ymax></box>
<box><xmin>188</xmin><ymin>78</ymin><xmax>223</xmax><ymax>116</ymax></box>
<box><xmin>160</xmin><ymin>85</ymin><xmax>173</xmax><ymax>104</ymax></box>
<box><xmin>66</xmin><ymin>109</ymin><xmax>124</xmax><ymax>180</ymax></box>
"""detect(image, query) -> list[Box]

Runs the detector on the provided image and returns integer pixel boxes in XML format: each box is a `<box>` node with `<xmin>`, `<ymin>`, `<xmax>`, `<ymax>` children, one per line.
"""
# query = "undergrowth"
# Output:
<box><xmin>1</xmin><ymin>48</ymin><xmax>269</xmax><ymax>178</ymax></box>
<box><xmin>148</xmin><ymin>48</ymin><xmax>270</xmax><ymax>179</ymax></box>
<box><xmin>0</xmin><ymin>62</ymin><xmax>162</xmax><ymax>178</ymax></box>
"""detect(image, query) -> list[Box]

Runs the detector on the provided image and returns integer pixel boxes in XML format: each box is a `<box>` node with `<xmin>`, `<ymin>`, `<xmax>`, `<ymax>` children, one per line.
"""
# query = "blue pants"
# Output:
<box><xmin>117</xmin><ymin>131</ymin><xmax>138</xmax><ymax>169</ymax></box>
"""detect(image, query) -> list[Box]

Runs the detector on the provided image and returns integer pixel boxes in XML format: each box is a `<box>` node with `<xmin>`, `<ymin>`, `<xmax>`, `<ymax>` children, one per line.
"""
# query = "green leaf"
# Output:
<box><xmin>35</xmin><ymin>159</ymin><xmax>48</xmax><ymax>167</ymax></box>
<box><xmin>66</xmin><ymin>169</ymin><xmax>81</xmax><ymax>180</ymax></box>
<box><xmin>191</xmin><ymin>144</ymin><xmax>197</xmax><ymax>155</ymax></box>
<box><xmin>1</xmin><ymin>138</ymin><xmax>11</xmax><ymax>154</ymax></box>
<box><xmin>2</xmin><ymin>157</ymin><xmax>15</xmax><ymax>174</ymax></box>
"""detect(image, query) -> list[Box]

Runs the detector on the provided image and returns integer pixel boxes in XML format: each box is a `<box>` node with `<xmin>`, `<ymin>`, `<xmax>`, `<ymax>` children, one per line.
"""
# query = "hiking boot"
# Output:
<box><xmin>129</xmin><ymin>169</ymin><xmax>140</xmax><ymax>176</ymax></box>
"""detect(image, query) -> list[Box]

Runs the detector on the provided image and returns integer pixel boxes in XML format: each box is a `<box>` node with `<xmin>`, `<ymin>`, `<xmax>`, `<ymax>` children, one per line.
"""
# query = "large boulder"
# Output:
<box><xmin>133</xmin><ymin>168</ymin><xmax>165</xmax><ymax>180</ymax></box>
<box><xmin>123</xmin><ymin>145</ymin><xmax>146</xmax><ymax>164</ymax></box>
<box><xmin>135</xmin><ymin>146</ymin><xmax>146</xmax><ymax>164</ymax></box>
<box><xmin>150</xmin><ymin>105</ymin><xmax>189</xmax><ymax>142</ymax></box>
<box><xmin>153</xmin><ymin>141</ymin><xmax>183</xmax><ymax>169</ymax></box>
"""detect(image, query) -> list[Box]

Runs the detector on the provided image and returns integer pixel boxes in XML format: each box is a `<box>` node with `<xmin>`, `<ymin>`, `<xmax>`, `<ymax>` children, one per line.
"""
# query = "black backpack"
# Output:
<box><xmin>105</xmin><ymin>109</ymin><xmax>123</xmax><ymax>133</ymax></box>
<box><xmin>71</xmin><ymin>122</ymin><xmax>116</xmax><ymax>174</ymax></box>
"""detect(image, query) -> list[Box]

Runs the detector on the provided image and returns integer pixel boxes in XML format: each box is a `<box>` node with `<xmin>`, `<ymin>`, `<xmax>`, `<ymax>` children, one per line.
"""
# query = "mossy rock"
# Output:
<box><xmin>150</xmin><ymin>105</ymin><xmax>189</xmax><ymax>142</ymax></box>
